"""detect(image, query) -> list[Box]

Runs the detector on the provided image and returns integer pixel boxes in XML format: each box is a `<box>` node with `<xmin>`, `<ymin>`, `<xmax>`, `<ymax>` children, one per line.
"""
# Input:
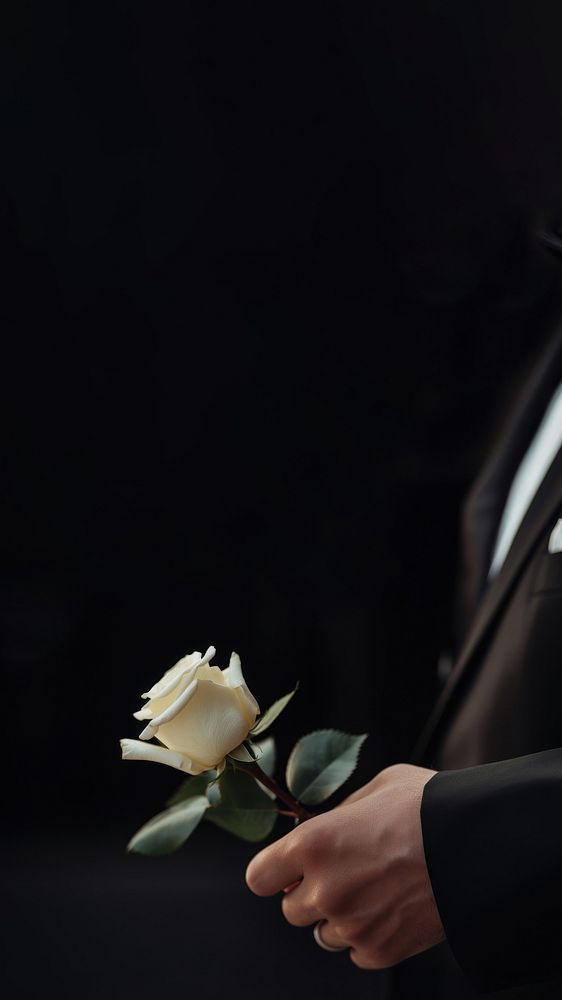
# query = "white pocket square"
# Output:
<box><xmin>548</xmin><ymin>518</ymin><xmax>562</xmax><ymax>554</ymax></box>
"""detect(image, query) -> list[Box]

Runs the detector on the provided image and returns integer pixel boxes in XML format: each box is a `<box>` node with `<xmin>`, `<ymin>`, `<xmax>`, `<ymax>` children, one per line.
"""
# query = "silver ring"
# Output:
<box><xmin>313</xmin><ymin>920</ymin><xmax>347</xmax><ymax>953</ymax></box>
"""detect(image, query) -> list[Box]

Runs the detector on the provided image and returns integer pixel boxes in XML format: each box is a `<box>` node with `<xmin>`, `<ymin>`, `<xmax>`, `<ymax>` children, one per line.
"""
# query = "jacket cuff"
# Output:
<box><xmin>420</xmin><ymin>752</ymin><xmax>562</xmax><ymax>993</ymax></box>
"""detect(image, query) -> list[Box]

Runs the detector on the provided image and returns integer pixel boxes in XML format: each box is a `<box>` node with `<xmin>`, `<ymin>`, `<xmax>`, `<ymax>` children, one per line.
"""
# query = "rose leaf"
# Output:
<box><xmin>285</xmin><ymin>730</ymin><xmax>368</xmax><ymax>806</ymax></box>
<box><xmin>250</xmin><ymin>683</ymin><xmax>299</xmax><ymax>736</ymax></box>
<box><xmin>166</xmin><ymin>771</ymin><xmax>216</xmax><ymax>806</ymax></box>
<box><xmin>205</xmin><ymin>767</ymin><xmax>278</xmax><ymax>842</ymax></box>
<box><xmin>205</xmin><ymin>806</ymin><xmax>278</xmax><ymax>842</ymax></box>
<box><xmin>253</xmin><ymin>736</ymin><xmax>276</xmax><ymax>777</ymax></box>
<box><xmin>127</xmin><ymin>795</ymin><xmax>210</xmax><ymax>856</ymax></box>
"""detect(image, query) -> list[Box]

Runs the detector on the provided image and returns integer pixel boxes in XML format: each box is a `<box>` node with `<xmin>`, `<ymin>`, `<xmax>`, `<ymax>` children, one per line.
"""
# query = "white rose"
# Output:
<box><xmin>120</xmin><ymin>646</ymin><xmax>260</xmax><ymax>775</ymax></box>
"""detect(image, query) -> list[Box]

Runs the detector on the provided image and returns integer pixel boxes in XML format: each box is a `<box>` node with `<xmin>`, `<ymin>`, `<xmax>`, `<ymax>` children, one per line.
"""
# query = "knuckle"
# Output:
<box><xmin>308</xmin><ymin>885</ymin><xmax>351</xmax><ymax>918</ymax></box>
<box><xmin>374</xmin><ymin>945</ymin><xmax>392</xmax><ymax>968</ymax></box>
<box><xmin>287</xmin><ymin>826</ymin><xmax>309</xmax><ymax>864</ymax></box>
<box><xmin>350</xmin><ymin>950</ymin><xmax>380</xmax><ymax>971</ymax></box>
<box><xmin>384</xmin><ymin>944</ymin><xmax>403</xmax><ymax>968</ymax></box>
<box><xmin>323</xmin><ymin>882</ymin><xmax>352</xmax><ymax>917</ymax></box>
<box><xmin>283</xmin><ymin>828</ymin><xmax>302</xmax><ymax>857</ymax></box>
<box><xmin>333</xmin><ymin>920</ymin><xmax>364</xmax><ymax>945</ymax></box>
<box><xmin>350</xmin><ymin>946</ymin><xmax>389</xmax><ymax>971</ymax></box>
<box><xmin>348</xmin><ymin>922</ymin><xmax>403</xmax><ymax>970</ymax></box>
<box><xmin>278</xmin><ymin>832</ymin><xmax>304</xmax><ymax>872</ymax></box>
<box><xmin>294</xmin><ymin>834</ymin><xmax>312</xmax><ymax>866</ymax></box>
<box><xmin>309</xmin><ymin>882</ymin><xmax>332</xmax><ymax>916</ymax></box>
<box><xmin>370</xmin><ymin>941</ymin><xmax>402</xmax><ymax>970</ymax></box>
<box><xmin>300</xmin><ymin>820</ymin><xmax>328</xmax><ymax>860</ymax></box>
<box><xmin>376</xmin><ymin>943</ymin><xmax>401</xmax><ymax>969</ymax></box>
<box><xmin>281</xmin><ymin>889</ymin><xmax>317</xmax><ymax>928</ymax></box>
<box><xmin>281</xmin><ymin>895</ymin><xmax>304</xmax><ymax>927</ymax></box>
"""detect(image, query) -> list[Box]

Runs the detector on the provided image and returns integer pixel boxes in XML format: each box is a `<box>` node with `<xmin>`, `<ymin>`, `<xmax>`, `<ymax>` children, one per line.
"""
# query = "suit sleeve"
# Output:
<box><xmin>420</xmin><ymin>748</ymin><xmax>562</xmax><ymax>994</ymax></box>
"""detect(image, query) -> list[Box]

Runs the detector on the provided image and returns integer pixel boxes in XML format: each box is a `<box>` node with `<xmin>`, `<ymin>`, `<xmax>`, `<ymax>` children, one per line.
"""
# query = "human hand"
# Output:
<box><xmin>245</xmin><ymin>764</ymin><xmax>445</xmax><ymax>969</ymax></box>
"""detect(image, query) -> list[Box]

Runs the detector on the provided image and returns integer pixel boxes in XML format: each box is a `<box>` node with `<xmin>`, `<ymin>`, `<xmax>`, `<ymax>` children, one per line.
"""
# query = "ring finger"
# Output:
<box><xmin>314</xmin><ymin>919</ymin><xmax>349</xmax><ymax>951</ymax></box>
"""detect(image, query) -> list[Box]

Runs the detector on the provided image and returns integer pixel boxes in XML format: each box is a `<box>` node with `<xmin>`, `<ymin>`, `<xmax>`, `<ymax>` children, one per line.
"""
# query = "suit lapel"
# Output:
<box><xmin>461</xmin><ymin>325</ymin><xmax>562</xmax><ymax>627</ymax></box>
<box><xmin>414</xmin><ymin>330</ymin><xmax>562</xmax><ymax>763</ymax></box>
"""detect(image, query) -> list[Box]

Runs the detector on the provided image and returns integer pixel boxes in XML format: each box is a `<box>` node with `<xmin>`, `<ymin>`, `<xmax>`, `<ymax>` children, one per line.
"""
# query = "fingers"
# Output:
<box><xmin>281</xmin><ymin>879</ymin><xmax>323</xmax><ymax>927</ymax></box>
<box><xmin>314</xmin><ymin>920</ymin><xmax>349</xmax><ymax>950</ymax></box>
<box><xmin>246</xmin><ymin>830</ymin><xmax>304</xmax><ymax>896</ymax></box>
<box><xmin>349</xmin><ymin>950</ymin><xmax>384</xmax><ymax>971</ymax></box>
<box><xmin>283</xmin><ymin>879</ymin><xmax>302</xmax><ymax>893</ymax></box>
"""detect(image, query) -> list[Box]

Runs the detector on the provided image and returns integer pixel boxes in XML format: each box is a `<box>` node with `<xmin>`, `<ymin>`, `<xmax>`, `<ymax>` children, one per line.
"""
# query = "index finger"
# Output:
<box><xmin>245</xmin><ymin>830</ymin><xmax>304</xmax><ymax>896</ymax></box>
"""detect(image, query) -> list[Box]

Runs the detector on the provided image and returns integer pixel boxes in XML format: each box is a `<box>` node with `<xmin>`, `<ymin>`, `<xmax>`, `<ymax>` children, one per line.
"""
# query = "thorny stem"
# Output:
<box><xmin>233</xmin><ymin>760</ymin><xmax>314</xmax><ymax>823</ymax></box>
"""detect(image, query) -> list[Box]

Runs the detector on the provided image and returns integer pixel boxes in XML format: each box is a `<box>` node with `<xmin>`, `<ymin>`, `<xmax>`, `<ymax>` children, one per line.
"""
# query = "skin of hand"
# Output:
<box><xmin>245</xmin><ymin>764</ymin><xmax>445</xmax><ymax>970</ymax></box>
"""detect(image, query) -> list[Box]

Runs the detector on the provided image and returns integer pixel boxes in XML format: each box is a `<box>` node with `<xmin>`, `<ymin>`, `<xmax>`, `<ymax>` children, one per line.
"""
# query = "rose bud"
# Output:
<box><xmin>120</xmin><ymin>647</ymin><xmax>260</xmax><ymax>775</ymax></box>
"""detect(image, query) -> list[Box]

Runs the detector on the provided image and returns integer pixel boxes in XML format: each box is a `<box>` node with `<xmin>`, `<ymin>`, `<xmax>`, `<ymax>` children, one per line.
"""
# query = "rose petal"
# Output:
<box><xmin>222</xmin><ymin>651</ymin><xmax>244</xmax><ymax>687</ymax></box>
<box><xmin>193</xmin><ymin>663</ymin><xmax>226</xmax><ymax>685</ymax></box>
<box><xmin>138</xmin><ymin>676</ymin><xmax>200</xmax><ymax>740</ymax></box>
<box><xmin>119</xmin><ymin>739</ymin><xmax>201</xmax><ymax>774</ymax></box>
<box><xmin>233</xmin><ymin>685</ymin><xmax>260</xmax><ymax>727</ymax></box>
<box><xmin>157</xmin><ymin>680</ymin><xmax>252</xmax><ymax>766</ymax></box>
<box><xmin>141</xmin><ymin>651</ymin><xmax>201</xmax><ymax>700</ymax></box>
<box><xmin>133</xmin><ymin>706</ymin><xmax>154</xmax><ymax>721</ymax></box>
<box><xmin>222</xmin><ymin>651</ymin><xmax>260</xmax><ymax>718</ymax></box>
<box><xmin>133</xmin><ymin>663</ymin><xmax>202</xmax><ymax>722</ymax></box>
<box><xmin>141</xmin><ymin>646</ymin><xmax>215</xmax><ymax>700</ymax></box>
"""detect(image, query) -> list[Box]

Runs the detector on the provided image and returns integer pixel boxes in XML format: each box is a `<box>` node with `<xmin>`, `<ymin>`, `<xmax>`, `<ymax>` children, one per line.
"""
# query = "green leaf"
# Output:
<box><xmin>250</xmin><ymin>683</ymin><xmax>298</xmax><ymax>736</ymax></box>
<box><xmin>127</xmin><ymin>795</ymin><xmax>210</xmax><ymax>855</ymax></box>
<box><xmin>254</xmin><ymin>736</ymin><xmax>276</xmax><ymax>777</ymax></box>
<box><xmin>206</xmin><ymin>778</ymin><xmax>222</xmax><ymax>806</ymax></box>
<box><xmin>166</xmin><ymin>772</ymin><xmax>215</xmax><ymax>806</ymax></box>
<box><xmin>206</xmin><ymin>806</ymin><xmax>277</xmax><ymax>842</ymax></box>
<box><xmin>227</xmin><ymin>743</ymin><xmax>256</xmax><ymax>763</ymax></box>
<box><xmin>286</xmin><ymin>730</ymin><xmax>368</xmax><ymax>806</ymax></box>
<box><xmin>217</xmin><ymin>764</ymin><xmax>275</xmax><ymax>808</ymax></box>
<box><xmin>205</xmin><ymin>766</ymin><xmax>278</xmax><ymax>842</ymax></box>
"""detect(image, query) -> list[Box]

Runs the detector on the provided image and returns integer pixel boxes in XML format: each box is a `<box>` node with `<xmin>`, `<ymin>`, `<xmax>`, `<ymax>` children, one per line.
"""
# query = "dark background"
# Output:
<box><xmin>3</xmin><ymin>2</ymin><xmax>562</xmax><ymax>998</ymax></box>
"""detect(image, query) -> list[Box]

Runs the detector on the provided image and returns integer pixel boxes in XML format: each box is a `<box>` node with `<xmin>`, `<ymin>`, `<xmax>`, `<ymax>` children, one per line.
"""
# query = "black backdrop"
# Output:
<box><xmin>3</xmin><ymin>3</ymin><xmax>562</xmax><ymax>998</ymax></box>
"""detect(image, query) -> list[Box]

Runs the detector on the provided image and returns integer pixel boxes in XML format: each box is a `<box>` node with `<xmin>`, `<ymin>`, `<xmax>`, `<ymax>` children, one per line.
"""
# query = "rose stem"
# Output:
<box><xmin>234</xmin><ymin>760</ymin><xmax>314</xmax><ymax>822</ymax></box>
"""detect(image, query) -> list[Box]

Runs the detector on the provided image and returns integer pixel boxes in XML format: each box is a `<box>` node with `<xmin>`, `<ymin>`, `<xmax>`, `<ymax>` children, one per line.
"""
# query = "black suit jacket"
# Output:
<box><xmin>389</xmin><ymin>316</ymin><xmax>562</xmax><ymax>997</ymax></box>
